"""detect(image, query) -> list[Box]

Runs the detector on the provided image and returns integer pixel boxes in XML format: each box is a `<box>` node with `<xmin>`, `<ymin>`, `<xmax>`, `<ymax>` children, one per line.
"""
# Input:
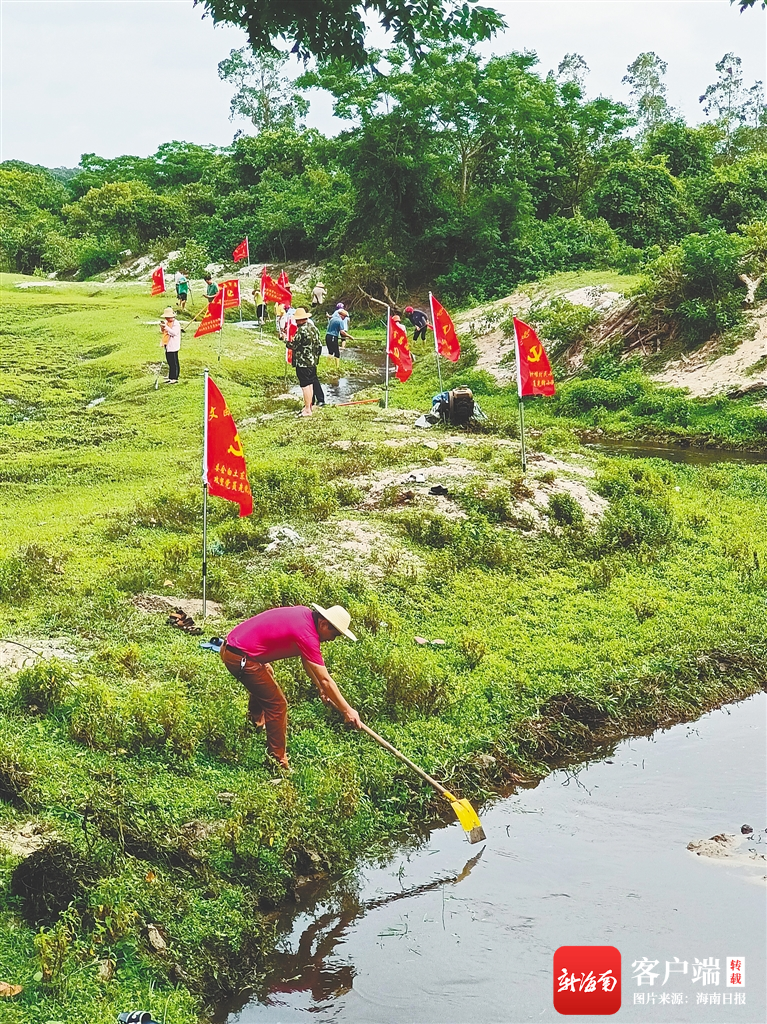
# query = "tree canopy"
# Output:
<box><xmin>195</xmin><ymin>0</ymin><xmax>505</xmax><ymax>66</ymax></box>
<box><xmin>2</xmin><ymin>44</ymin><xmax>766</xmax><ymax>296</ymax></box>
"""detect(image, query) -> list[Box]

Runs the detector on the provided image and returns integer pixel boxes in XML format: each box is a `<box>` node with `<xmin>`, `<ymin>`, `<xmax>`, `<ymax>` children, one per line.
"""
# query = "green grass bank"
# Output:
<box><xmin>0</xmin><ymin>275</ymin><xmax>766</xmax><ymax>1023</ymax></box>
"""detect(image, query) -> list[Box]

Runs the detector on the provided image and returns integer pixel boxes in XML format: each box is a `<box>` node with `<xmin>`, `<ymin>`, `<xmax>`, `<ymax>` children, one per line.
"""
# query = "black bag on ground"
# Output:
<box><xmin>446</xmin><ymin>387</ymin><xmax>475</xmax><ymax>426</ymax></box>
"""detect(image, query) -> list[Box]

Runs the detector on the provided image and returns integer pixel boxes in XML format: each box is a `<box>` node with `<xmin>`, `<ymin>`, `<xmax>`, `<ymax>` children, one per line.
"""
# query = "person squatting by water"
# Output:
<box><xmin>160</xmin><ymin>306</ymin><xmax>182</xmax><ymax>383</ymax></box>
<box><xmin>220</xmin><ymin>604</ymin><xmax>362</xmax><ymax>768</ymax></box>
<box><xmin>324</xmin><ymin>305</ymin><xmax>352</xmax><ymax>371</ymax></box>
<box><xmin>290</xmin><ymin>307</ymin><xmax>324</xmax><ymax>415</ymax></box>
<box><xmin>405</xmin><ymin>305</ymin><xmax>429</xmax><ymax>341</ymax></box>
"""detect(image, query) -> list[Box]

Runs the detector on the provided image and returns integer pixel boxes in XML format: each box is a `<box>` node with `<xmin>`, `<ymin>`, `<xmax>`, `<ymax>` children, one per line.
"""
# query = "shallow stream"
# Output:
<box><xmin>216</xmin><ymin>694</ymin><xmax>766</xmax><ymax>1024</ymax></box>
<box><xmin>585</xmin><ymin>439</ymin><xmax>767</xmax><ymax>465</ymax></box>
<box><xmin>285</xmin><ymin>347</ymin><xmax>387</xmax><ymax>405</ymax></box>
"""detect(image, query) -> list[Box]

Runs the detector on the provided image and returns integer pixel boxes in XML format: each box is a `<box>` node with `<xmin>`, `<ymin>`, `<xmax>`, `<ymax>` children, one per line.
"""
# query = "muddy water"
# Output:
<box><xmin>217</xmin><ymin>694</ymin><xmax>766</xmax><ymax>1024</ymax></box>
<box><xmin>287</xmin><ymin>347</ymin><xmax>387</xmax><ymax>405</ymax></box>
<box><xmin>585</xmin><ymin>438</ymin><xmax>767</xmax><ymax>465</ymax></box>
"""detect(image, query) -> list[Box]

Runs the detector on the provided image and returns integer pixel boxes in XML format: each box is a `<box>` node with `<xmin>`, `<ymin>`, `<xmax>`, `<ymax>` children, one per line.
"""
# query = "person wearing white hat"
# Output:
<box><xmin>159</xmin><ymin>307</ymin><xmax>184</xmax><ymax>383</ymax></box>
<box><xmin>311</xmin><ymin>281</ymin><xmax>327</xmax><ymax>309</ymax></box>
<box><xmin>220</xmin><ymin>603</ymin><xmax>361</xmax><ymax>768</ymax></box>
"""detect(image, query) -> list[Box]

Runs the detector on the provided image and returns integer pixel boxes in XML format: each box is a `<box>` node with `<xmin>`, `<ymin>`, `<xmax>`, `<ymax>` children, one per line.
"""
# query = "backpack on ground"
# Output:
<box><xmin>446</xmin><ymin>386</ymin><xmax>475</xmax><ymax>426</ymax></box>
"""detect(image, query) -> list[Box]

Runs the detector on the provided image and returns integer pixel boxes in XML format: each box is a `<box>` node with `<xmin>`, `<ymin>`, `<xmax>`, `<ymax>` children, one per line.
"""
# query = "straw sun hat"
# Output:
<box><xmin>294</xmin><ymin>307</ymin><xmax>310</xmax><ymax>321</ymax></box>
<box><xmin>311</xmin><ymin>604</ymin><xmax>357</xmax><ymax>641</ymax></box>
<box><xmin>162</xmin><ymin>307</ymin><xmax>176</xmax><ymax>317</ymax></box>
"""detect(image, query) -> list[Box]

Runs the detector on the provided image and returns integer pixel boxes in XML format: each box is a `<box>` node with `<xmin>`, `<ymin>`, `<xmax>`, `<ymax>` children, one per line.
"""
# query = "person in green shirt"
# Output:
<box><xmin>203</xmin><ymin>274</ymin><xmax>219</xmax><ymax>308</ymax></box>
<box><xmin>177</xmin><ymin>271</ymin><xmax>189</xmax><ymax>312</ymax></box>
<box><xmin>290</xmin><ymin>308</ymin><xmax>323</xmax><ymax>417</ymax></box>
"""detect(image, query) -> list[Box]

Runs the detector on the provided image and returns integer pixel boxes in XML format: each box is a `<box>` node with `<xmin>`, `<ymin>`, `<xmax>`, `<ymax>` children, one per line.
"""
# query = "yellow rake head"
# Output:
<box><xmin>445</xmin><ymin>792</ymin><xmax>486</xmax><ymax>844</ymax></box>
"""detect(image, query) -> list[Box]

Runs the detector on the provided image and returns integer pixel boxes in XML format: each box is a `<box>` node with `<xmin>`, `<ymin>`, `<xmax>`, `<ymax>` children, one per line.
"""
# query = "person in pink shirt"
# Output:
<box><xmin>220</xmin><ymin>604</ymin><xmax>362</xmax><ymax>768</ymax></box>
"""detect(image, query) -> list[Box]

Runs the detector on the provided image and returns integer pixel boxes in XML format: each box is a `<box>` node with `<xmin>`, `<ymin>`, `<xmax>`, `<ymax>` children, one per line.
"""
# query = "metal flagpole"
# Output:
<box><xmin>384</xmin><ymin>306</ymin><xmax>391</xmax><ymax>409</ymax></box>
<box><xmin>217</xmin><ymin>293</ymin><xmax>224</xmax><ymax>363</ymax></box>
<box><xmin>513</xmin><ymin>319</ymin><xmax>527</xmax><ymax>473</ymax></box>
<box><xmin>202</xmin><ymin>368</ymin><xmax>209</xmax><ymax>619</ymax></box>
<box><xmin>238</xmin><ymin>281</ymin><xmax>243</xmax><ymax>323</ymax></box>
<box><xmin>429</xmin><ymin>291</ymin><xmax>443</xmax><ymax>392</ymax></box>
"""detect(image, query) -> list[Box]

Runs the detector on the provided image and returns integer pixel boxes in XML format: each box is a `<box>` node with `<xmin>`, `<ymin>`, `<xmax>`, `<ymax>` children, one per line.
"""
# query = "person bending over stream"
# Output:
<box><xmin>220</xmin><ymin>604</ymin><xmax>362</xmax><ymax>768</ymax></box>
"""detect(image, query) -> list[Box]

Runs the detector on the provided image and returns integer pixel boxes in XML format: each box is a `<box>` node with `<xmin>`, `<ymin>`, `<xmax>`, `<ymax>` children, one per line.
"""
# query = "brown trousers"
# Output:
<box><xmin>220</xmin><ymin>645</ymin><xmax>288</xmax><ymax>765</ymax></box>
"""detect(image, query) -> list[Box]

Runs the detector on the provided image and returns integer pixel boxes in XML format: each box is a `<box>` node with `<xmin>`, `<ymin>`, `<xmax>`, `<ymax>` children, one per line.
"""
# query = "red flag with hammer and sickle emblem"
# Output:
<box><xmin>261</xmin><ymin>267</ymin><xmax>292</xmax><ymax>305</ymax></box>
<box><xmin>513</xmin><ymin>318</ymin><xmax>555</xmax><ymax>397</ymax></box>
<box><xmin>204</xmin><ymin>376</ymin><xmax>252</xmax><ymax>517</ymax></box>
<box><xmin>429</xmin><ymin>294</ymin><xmax>461</xmax><ymax>362</ymax></box>
<box><xmin>387</xmin><ymin>316</ymin><xmax>413</xmax><ymax>382</ymax></box>
<box><xmin>221</xmin><ymin>279</ymin><xmax>241</xmax><ymax>310</ymax></box>
<box><xmin>232</xmin><ymin>238</ymin><xmax>249</xmax><ymax>262</ymax></box>
<box><xmin>195</xmin><ymin>293</ymin><xmax>225</xmax><ymax>338</ymax></box>
<box><xmin>151</xmin><ymin>266</ymin><xmax>165</xmax><ymax>296</ymax></box>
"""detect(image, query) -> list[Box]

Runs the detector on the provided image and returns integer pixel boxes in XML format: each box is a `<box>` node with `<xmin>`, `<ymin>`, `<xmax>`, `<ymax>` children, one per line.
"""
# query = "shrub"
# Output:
<box><xmin>167</xmin><ymin>239</ymin><xmax>211</xmax><ymax>278</ymax></box>
<box><xmin>0</xmin><ymin>543</ymin><xmax>63</xmax><ymax>603</ymax></box>
<box><xmin>333</xmin><ymin>481</ymin><xmax>364</xmax><ymax>506</ymax></box>
<box><xmin>526</xmin><ymin>298</ymin><xmax>601</xmax><ymax>352</ymax></box>
<box><xmin>0</xmin><ymin>736</ymin><xmax>36</xmax><ymax>805</ymax></box>
<box><xmin>15</xmin><ymin>658</ymin><xmax>70</xmax><ymax>714</ymax></box>
<box><xmin>72</xmin><ymin>235</ymin><xmax>124</xmax><ymax>279</ymax></box>
<box><xmin>216</xmin><ymin>518</ymin><xmax>269</xmax><ymax>553</ymax></box>
<box><xmin>596</xmin><ymin>495</ymin><xmax>676</xmax><ymax>555</ymax></box>
<box><xmin>556</xmin><ymin>377</ymin><xmax>643</xmax><ymax>415</ymax></box>
<box><xmin>249</xmin><ymin>465</ymin><xmax>338</xmax><ymax>520</ymax></box>
<box><xmin>69</xmin><ymin>678</ymin><xmax>200</xmax><ymax>758</ymax></box>
<box><xmin>640</xmin><ymin>229</ymin><xmax>747</xmax><ymax>340</ymax></box>
<box><xmin>11</xmin><ymin>842</ymin><xmax>97</xmax><ymax>925</ymax></box>
<box><xmin>546</xmin><ymin>493</ymin><xmax>586</xmax><ymax>530</ymax></box>
<box><xmin>366</xmin><ymin>644</ymin><xmax>452</xmax><ymax>719</ymax></box>
<box><xmin>130</xmin><ymin>492</ymin><xmax>202</xmax><ymax>531</ymax></box>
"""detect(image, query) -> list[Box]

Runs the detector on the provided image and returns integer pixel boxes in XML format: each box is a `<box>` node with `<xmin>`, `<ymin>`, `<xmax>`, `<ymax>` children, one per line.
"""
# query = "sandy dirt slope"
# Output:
<box><xmin>653</xmin><ymin>305</ymin><xmax>767</xmax><ymax>397</ymax></box>
<box><xmin>454</xmin><ymin>284</ymin><xmax>625</xmax><ymax>383</ymax></box>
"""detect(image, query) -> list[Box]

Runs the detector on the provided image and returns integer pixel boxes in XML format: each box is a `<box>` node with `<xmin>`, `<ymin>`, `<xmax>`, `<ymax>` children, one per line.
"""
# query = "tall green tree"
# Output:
<box><xmin>218</xmin><ymin>48</ymin><xmax>309</xmax><ymax>130</ymax></box>
<box><xmin>622</xmin><ymin>52</ymin><xmax>672</xmax><ymax>132</ymax></box>
<box><xmin>698</xmin><ymin>52</ymin><xmax>764</xmax><ymax>160</ymax></box>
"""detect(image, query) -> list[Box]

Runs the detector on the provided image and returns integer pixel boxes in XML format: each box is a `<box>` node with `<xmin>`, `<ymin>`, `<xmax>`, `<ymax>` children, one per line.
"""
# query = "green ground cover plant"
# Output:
<box><xmin>0</xmin><ymin>275</ymin><xmax>766</xmax><ymax>1023</ymax></box>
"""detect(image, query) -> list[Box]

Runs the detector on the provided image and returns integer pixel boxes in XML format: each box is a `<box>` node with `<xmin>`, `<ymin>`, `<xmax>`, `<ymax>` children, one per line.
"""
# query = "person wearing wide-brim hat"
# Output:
<box><xmin>159</xmin><ymin>306</ymin><xmax>184</xmax><ymax>384</ymax></box>
<box><xmin>311</xmin><ymin>280</ymin><xmax>327</xmax><ymax>309</ymax></box>
<box><xmin>290</xmin><ymin>307</ymin><xmax>324</xmax><ymax>416</ymax></box>
<box><xmin>220</xmin><ymin>603</ymin><xmax>361</xmax><ymax>768</ymax></box>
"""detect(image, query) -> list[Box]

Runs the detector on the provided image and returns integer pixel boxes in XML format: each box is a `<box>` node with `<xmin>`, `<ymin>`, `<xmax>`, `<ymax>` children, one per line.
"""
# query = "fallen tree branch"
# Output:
<box><xmin>356</xmin><ymin>284</ymin><xmax>391</xmax><ymax>311</ymax></box>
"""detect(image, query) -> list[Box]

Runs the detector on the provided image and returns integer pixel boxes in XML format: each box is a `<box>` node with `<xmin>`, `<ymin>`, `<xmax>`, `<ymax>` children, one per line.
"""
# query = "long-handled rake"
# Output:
<box><xmin>360</xmin><ymin>722</ymin><xmax>486</xmax><ymax>843</ymax></box>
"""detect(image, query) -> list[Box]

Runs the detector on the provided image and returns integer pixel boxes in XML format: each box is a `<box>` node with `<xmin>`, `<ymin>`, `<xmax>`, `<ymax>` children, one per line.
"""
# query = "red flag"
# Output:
<box><xmin>261</xmin><ymin>269</ymin><xmax>292</xmax><ymax>305</ymax></box>
<box><xmin>195</xmin><ymin>293</ymin><xmax>224</xmax><ymax>338</ymax></box>
<box><xmin>387</xmin><ymin>316</ymin><xmax>413</xmax><ymax>382</ymax></box>
<box><xmin>232</xmin><ymin>238</ymin><xmax>249</xmax><ymax>262</ymax></box>
<box><xmin>429</xmin><ymin>294</ymin><xmax>460</xmax><ymax>362</ymax></box>
<box><xmin>204</xmin><ymin>376</ymin><xmax>252</xmax><ymax>517</ymax></box>
<box><xmin>221</xmin><ymin>279</ymin><xmax>241</xmax><ymax>310</ymax></box>
<box><xmin>151</xmin><ymin>266</ymin><xmax>165</xmax><ymax>296</ymax></box>
<box><xmin>514</xmin><ymin>318</ymin><xmax>556</xmax><ymax>397</ymax></box>
<box><xmin>277</xmin><ymin>269</ymin><xmax>290</xmax><ymax>289</ymax></box>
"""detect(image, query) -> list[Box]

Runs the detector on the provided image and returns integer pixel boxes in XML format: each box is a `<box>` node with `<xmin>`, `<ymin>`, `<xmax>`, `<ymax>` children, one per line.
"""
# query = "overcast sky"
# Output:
<box><xmin>0</xmin><ymin>0</ymin><xmax>765</xmax><ymax>169</ymax></box>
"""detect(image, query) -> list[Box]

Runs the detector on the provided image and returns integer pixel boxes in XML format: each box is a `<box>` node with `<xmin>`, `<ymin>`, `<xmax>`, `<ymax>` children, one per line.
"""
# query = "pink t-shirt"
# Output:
<box><xmin>226</xmin><ymin>605</ymin><xmax>324</xmax><ymax>666</ymax></box>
